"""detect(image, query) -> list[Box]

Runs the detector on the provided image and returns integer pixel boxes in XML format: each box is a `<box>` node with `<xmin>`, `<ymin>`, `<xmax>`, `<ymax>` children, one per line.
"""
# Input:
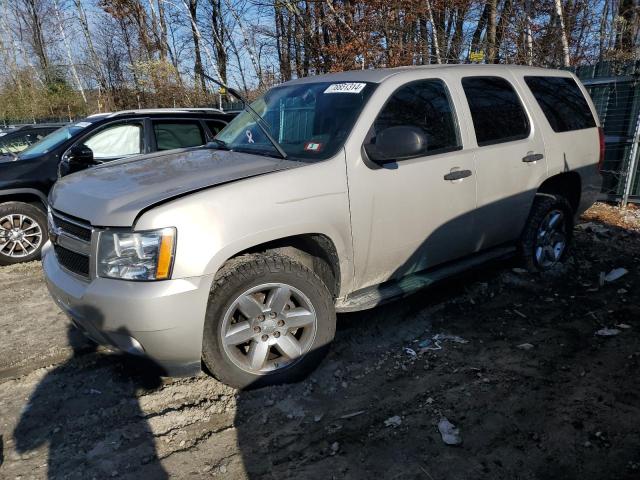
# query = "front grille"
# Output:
<box><xmin>54</xmin><ymin>245</ymin><xmax>90</xmax><ymax>277</ymax></box>
<box><xmin>52</xmin><ymin>213</ymin><xmax>92</xmax><ymax>241</ymax></box>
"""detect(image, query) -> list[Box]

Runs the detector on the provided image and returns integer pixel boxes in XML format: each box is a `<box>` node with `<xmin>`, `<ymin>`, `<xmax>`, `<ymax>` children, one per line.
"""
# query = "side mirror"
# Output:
<box><xmin>65</xmin><ymin>144</ymin><xmax>95</xmax><ymax>173</ymax></box>
<box><xmin>364</xmin><ymin>126</ymin><xmax>428</xmax><ymax>163</ymax></box>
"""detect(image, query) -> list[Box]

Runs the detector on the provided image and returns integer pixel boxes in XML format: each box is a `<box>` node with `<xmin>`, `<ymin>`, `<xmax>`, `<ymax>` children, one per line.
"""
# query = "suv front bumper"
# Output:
<box><xmin>42</xmin><ymin>241</ymin><xmax>213</xmax><ymax>375</ymax></box>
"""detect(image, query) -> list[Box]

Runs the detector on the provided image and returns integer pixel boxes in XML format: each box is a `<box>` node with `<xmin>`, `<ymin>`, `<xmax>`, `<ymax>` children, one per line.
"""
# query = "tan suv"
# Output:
<box><xmin>43</xmin><ymin>65</ymin><xmax>603</xmax><ymax>388</ymax></box>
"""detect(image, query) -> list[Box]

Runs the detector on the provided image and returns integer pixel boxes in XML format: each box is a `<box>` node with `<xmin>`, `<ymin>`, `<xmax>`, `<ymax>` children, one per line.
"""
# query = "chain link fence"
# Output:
<box><xmin>576</xmin><ymin>61</ymin><xmax>640</xmax><ymax>205</ymax></box>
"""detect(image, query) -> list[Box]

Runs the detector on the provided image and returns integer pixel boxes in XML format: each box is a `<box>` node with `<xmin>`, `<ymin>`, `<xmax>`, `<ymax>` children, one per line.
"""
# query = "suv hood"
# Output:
<box><xmin>50</xmin><ymin>148</ymin><xmax>304</xmax><ymax>226</ymax></box>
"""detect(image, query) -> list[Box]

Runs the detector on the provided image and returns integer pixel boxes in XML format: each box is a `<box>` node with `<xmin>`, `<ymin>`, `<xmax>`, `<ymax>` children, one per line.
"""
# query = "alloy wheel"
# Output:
<box><xmin>534</xmin><ymin>209</ymin><xmax>566</xmax><ymax>269</ymax></box>
<box><xmin>220</xmin><ymin>283</ymin><xmax>318</xmax><ymax>375</ymax></box>
<box><xmin>0</xmin><ymin>213</ymin><xmax>43</xmax><ymax>258</ymax></box>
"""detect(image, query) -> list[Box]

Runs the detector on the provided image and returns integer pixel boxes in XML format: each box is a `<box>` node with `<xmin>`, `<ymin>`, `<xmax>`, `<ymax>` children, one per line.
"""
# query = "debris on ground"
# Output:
<box><xmin>604</xmin><ymin>268</ymin><xmax>629</xmax><ymax>283</ymax></box>
<box><xmin>403</xmin><ymin>347</ymin><xmax>417</xmax><ymax>357</ymax></box>
<box><xmin>417</xmin><ymin>333</ymin><xmax>469</xmax><ymax>353</ymax></box>
<box><xmin>384</xmin><ymin>415</ymin><xmax>402</xmax><ymax>428</ymax></box>
<box><xmin>517</xmin><ymin>343</ymin><xmax>535</xmax><ymax>350</ymax></box>
<box><xmin>595</xmin><ymin>327</ymin><xmax>621</xmax><ymax>337</ymax></box>
<box><xmin>330</xmin><ymin>442</ymin><xmax>340</xmax><ymax>455</ymax></box>
<box><xmin>339</xmin><ymin>410</ymin><xmax>366</xmax><ymax>420</ymax></box>
<box><xmin>437</xmin><ymin>418</ymin><xmax>462</xmax><ymax>446</ymax></box>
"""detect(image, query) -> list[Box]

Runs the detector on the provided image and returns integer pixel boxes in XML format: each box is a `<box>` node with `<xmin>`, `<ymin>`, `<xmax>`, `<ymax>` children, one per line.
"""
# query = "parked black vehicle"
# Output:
<box><xmin>0</xmin><ymin>123</ymin><xmax>66</xmax><ymax>156</ymax></box>
<box><xmin>0</xmin><ymin>108</ymin><xmax>235</xmax><ymax>265</ymax></box>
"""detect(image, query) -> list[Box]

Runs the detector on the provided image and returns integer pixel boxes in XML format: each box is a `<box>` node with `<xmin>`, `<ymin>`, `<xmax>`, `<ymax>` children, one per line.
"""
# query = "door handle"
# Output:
<box><xmin>443</xmin><ymin>169</ymin><xmax>473</xmax><ymax>181</ymax></box>
<box><xmin>522</xmin><ymin>152</ymin><xmax>544</xmax><ymax>163</ymax></box>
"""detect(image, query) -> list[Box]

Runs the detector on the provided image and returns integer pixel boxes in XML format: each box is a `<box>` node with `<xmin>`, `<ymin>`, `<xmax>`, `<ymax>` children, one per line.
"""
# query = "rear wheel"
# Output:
<box><xmin>0</xmin><ymin>201</ymin><xmax>47</xmax><ymax>265</ymax></box>
<box><xmin>202</xmin><ymin>253</ymin><xmax>335</xmax><ymax>389</ymax></box>
<box><xmin>520</xmin><ymin>194</ymin><xmax>573</xmax><ymax>272</ymax></box>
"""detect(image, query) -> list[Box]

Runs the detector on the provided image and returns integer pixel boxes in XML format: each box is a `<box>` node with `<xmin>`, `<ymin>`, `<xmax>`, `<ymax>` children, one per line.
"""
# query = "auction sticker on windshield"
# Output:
<box><xmin>324</xmin><ymin>83</ymin><xmax>367</xmax><ymax>94</ymax></box>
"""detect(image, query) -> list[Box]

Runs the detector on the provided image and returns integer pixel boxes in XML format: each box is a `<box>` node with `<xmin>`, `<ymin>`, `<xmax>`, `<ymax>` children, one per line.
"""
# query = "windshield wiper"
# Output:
<box><xmin>209</xmin><ymin>138</ymin><xmax>229</xmax><ymax>150</ymax></box>
<box><xmin>202</xmin><ymin>73</ymin><xmax>288</xmax><ymax>160</ymax></box>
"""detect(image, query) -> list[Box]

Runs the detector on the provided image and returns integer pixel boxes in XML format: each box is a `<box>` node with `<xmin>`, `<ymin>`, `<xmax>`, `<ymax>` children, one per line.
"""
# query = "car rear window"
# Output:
<box><xmin>524</xmin><ymin>76</ymin><xmax>596</xmax><ymax>132</ymax></box>
<box><xmin>462</xmin><ymin>76</ymin><xmax>530</xmax><ymax>147</ymax></box>
<box><xmin>153</xmin><ymin>121</ymin><xmax>205</xmax><ymax>151</ymax></box>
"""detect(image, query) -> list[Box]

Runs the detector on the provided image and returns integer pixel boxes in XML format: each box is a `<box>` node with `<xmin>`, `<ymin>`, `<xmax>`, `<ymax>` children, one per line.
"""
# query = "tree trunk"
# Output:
<box><xmin>211</xmin><ymin>0</ymin><xmax>227</xmax><ymax>83</ymax></box>
<box><xmin>471</xmin><ymin>1</ymin><xmax>490</xmax><ymax>57</ymax></box>
<box><xmin>494</xmin><ymin>0</ymin><xmax>512</xmax><ymax>63</ymax></box>
<box><xmin>486</xmin><ymin>0</ymin><xmax>497</xmax><ymax>63</ymax></box>
<box><xmin>555</xmin><ymin>0</ymin><xmax>570</xmax><ymax>66</ymax></box>
<box><xmin>188</xmin><ymin>0</ymin><xmax>206</xmax><ymax>92</ymax></box>
<box><xmin>53</xmin><ymin>0</ymin><xmax>86</xmax><ymax>103</ymax></box>
<box><xmin>524</xmin><ymin>0</ymin><xmax>533</xmax><ymax>65</ymax></box>
<box><xmin>426</xmin><ymin>0</ymin><xmax>441</xmax><ymax>64</ymax></box>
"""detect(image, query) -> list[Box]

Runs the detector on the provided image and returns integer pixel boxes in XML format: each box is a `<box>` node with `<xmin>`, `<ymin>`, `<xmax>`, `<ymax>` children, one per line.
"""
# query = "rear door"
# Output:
<box><xmin>521</xmin><ymin>74</ymin><xmax>600</xmax><ymax>213</ymax></box>
<box><xmin>460</xmin><ymin>75</ymin><xmax>547</xmax><ymax>251</ymax></box>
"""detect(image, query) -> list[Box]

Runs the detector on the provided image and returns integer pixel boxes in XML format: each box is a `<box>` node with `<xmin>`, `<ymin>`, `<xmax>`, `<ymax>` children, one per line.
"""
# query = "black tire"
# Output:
<box><xmin>202</xmin><ymin>253</ymin><xmax>336</xmax><ymax>389</ymax></box>
<box><xmin>0</xmin><ymin>201</ymin><xmax>47</xmax><ymax>266</ymax></box>
<box><xmin>520</xmin><ymin>194</ymin><xmax>574</xmax><ymax>272</ymax></box>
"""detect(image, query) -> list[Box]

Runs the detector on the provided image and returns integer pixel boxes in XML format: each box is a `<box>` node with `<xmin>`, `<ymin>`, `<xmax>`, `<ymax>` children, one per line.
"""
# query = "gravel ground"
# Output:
<box><xmin>0</xmin><ymin>203</ymin><xmax>639</xmax><ymax>479</ymax></box>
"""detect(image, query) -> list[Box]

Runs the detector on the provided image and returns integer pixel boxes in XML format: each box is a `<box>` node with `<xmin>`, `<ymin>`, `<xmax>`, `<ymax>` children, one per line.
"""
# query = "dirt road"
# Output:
<box><xmin>0</xmin><ymin>203</ymin><xmax>639</xmax><ymax>479</ymax></box>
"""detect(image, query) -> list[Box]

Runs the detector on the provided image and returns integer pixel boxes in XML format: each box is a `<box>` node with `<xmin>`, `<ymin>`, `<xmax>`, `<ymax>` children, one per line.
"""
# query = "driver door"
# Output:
<box><xmin>348</xmin><ymin>78</ymin><xmax>478</xmax><ymax>290</ymax></box>
<box><xmin>62</xmin><ymin>121</ymin><xmax>144</xmax><ymax>175</ymax></box>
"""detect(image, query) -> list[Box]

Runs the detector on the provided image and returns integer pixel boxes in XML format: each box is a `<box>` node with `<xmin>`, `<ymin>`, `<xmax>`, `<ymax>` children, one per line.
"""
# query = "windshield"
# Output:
<box><xmin>216</xmin><ymin>81</ymin><xmax>376</xmax><ymax>161</ymax></box>
<box><xmin>19</xmin><ymin>122</ymin><xmax>92</xmax><ymax>159</ymax></box>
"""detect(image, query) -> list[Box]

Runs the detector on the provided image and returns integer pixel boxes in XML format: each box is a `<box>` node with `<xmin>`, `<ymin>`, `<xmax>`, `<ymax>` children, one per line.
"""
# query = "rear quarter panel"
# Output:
<box><xmin>511</xmin><ymin>69</ymin><xmax>602</xmax><ymax>216</ymax></box>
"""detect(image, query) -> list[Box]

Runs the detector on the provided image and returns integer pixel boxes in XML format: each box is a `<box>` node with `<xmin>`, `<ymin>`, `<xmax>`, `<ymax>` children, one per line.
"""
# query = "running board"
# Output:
<box><xmin>335</xmin><ymin>246</ymin><xmax>516</xmax><ymax>313</ymax></box>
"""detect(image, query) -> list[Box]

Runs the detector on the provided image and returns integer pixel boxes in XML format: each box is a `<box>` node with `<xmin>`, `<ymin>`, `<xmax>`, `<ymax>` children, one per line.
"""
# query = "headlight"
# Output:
<box><xmin>97</xmin><ymin>228</ymin><xmax>176</xmax><ymax>281</ymax></box>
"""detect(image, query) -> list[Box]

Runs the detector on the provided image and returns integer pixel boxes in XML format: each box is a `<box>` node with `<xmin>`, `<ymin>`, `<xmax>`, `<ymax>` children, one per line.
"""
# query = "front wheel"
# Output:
<box><xmin>520</xmin><ymin>194</ymin><xmax>574</xmax><ymax>272</ymax></box>
<box><xmin>202</xmin><ymin>253</ymin><xmax>336</xmax><ymax>389</ymax></box>
<box><xmin>0</xmin><ymin>201</ymin><xmax>47</xmax><ymax>265</ymax></box>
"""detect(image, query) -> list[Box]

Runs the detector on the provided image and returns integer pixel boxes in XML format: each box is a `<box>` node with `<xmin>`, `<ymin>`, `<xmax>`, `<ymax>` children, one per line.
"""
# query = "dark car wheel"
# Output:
<box><xmin>520</xmin><ymin>194</ymin><xmax>574</xmax><ymax>272</ymax></box>
<box><xmin>202</xmin><ymin>253</ymin><xmax>336</xmax><ymax>389</ymax></box>
<box><xmin>0</xmin><ymin>201</ymin><xmax>47</xmax><ymax>266</ymax></box>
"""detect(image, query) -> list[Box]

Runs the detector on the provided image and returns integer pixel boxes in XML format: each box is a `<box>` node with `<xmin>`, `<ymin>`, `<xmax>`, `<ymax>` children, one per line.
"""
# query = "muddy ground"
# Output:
<box><xmin>0</xmin><ymin>202</ymin><xmax>639</xmax><ymax>480</ymax></box>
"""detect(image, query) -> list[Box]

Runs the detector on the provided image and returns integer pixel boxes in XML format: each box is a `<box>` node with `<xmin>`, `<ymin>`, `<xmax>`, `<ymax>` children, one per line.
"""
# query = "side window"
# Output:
<box><xmin>206</xmin><ymin>120</ymin><xmax>226</xmax><ymax>136</ymax></box>
<box><xmin>462</xmin><ymin>76</ymin><xmax>530</xmax><ymax>146</ymax></box>
<box><xmin>153</xmin><ymin>121</ymin><xmax>205</xmax><ymax>151</ymax></box>
<box><xmin>524</xmin><ymin>76</ymin><xmax>596</xmax><ymax>132</ymax></box>
<box><xmin>370</xmin><ymin>79</ymin><xmax>459</xmax><ymax>157</ymax></box>
<box><xmin>83</xmin><ymin>123</ymin><xmax>142</xmax><ymax>159</ymax></box>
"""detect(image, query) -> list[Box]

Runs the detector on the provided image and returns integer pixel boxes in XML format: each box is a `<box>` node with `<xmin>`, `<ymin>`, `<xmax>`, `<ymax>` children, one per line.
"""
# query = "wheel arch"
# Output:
<box><xmin>0</xmin><ymin>188</ymin><xmax>48</xmax><ymax>211</ymax></box>
<box><xmin>537</xmin><ymin>172</ymin><xmax>581</xmax><ymax>213</ymax></box>
<box><xmin>213</xmin><ymin>233</ymin><xmax>342</xmax><ymax>299</ymax></box>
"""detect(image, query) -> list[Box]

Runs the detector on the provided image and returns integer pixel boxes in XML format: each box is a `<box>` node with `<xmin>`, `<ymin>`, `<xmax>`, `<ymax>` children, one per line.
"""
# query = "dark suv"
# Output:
<box><xmin>0</xmin><ymin>123</ymin><xmax>66</xmax><ymax>156</ymax></box>
<box><xmin>0</xmin><ymin>108</ymin><xmax>234</xmax><ymax>265</ymax></box>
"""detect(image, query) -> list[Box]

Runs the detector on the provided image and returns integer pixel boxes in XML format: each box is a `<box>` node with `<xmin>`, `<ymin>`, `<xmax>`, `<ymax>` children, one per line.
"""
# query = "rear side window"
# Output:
<box><xmin>153</xmin><ymin>121</ymin><xmax>205</xmax><ymax>151</ymax></box>
<box><xmin>371</xmin><ymin>79</ymin><xmax>460</xmax><ymax>156</ymax></box>
<box><xmin>462</xmin><ymin>76</ymin><xmax>530</xmax><ymax>146</ymax></box>
<box><xmin>524</xmin><ymin>76</ymin><xmax>596</xmax><ymax>132</ymax></box>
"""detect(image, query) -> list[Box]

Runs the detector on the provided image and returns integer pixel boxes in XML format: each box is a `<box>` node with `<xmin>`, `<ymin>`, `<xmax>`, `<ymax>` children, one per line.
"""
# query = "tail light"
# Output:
<box><xmin>598</xmin><ymin>126</ymin><xmax>605</xmax><ymax>173</ymax></box>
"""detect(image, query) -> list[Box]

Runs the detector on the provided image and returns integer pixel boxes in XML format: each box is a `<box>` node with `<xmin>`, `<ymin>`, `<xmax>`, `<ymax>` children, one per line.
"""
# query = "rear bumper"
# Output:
<box><xmin>42</xmin><ymin>241</ymin><xmax>213</xmax><ymax>376</ymax></box>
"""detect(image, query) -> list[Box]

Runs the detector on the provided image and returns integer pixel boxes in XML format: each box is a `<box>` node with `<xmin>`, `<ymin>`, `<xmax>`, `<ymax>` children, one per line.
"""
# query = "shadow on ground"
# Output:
<box><xmin>12</xmin><ymin>320</ymin><xmax>168</xmax><ymax>479</ymax></box>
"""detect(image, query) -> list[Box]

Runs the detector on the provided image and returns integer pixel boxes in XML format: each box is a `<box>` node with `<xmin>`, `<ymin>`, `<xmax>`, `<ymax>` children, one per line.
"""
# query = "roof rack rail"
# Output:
<box><xmin>106</xmin><ymin>108</ymin><xmax>224</xmax><ymax>118</ymax></box>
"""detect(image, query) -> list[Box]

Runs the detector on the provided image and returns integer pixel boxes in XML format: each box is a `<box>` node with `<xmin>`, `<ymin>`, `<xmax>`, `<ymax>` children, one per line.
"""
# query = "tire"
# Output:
<box><xmin>520</xmin><ymin>194</ymin><xmax>574</xmax><ymax>272</ymax></box>
<box><xmin>0</xmin><ymin>201</ymin><xmax>47</xmax><ymax>266</ymax></box>
<box><xmin>202</xmin><ymin>253</ymin><xmax>336</xmax><ymax>389</ymax></box>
